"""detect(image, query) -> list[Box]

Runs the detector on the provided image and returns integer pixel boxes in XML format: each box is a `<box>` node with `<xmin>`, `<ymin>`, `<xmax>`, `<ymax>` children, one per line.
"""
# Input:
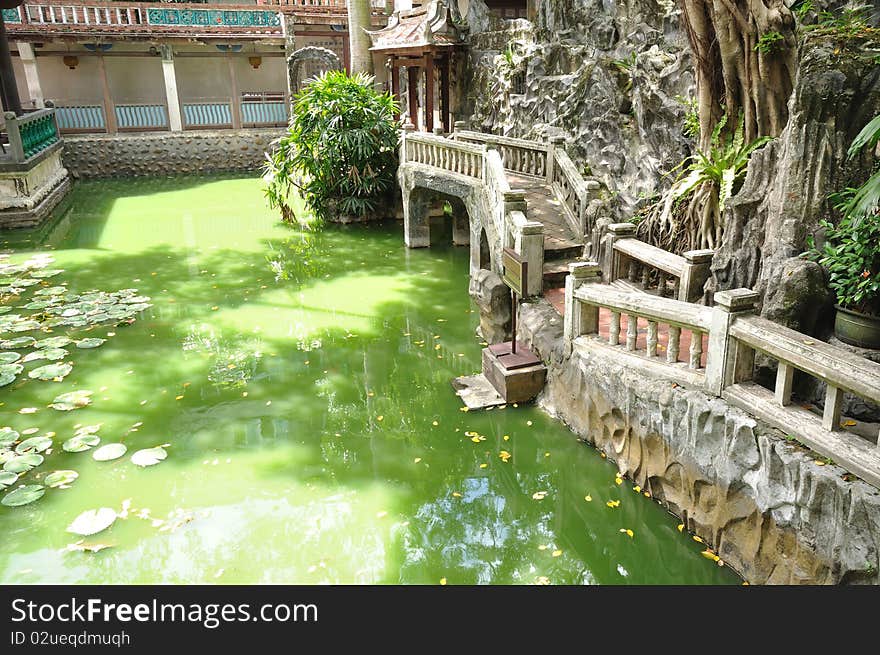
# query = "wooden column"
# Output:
<box><xmin>424</xmin><ymin>53</ymin><xmax>434</xmax><ymax>133</ymax></box>
<box><xmin>407</xmin><ymin>66</ymin><xmax>419</xmax><ymax>129</ymax></box>
<box><xmin>227</xmin><ymin>53</ymin><xmax>242</xmax><ymax>130</ymax></box>
<box><xmin>439</xmin><ymin>54</ymin><xmax>450</xmax><ymax>133</ymax></box>
<box><xmin>390</xmin><ymin>58</ymin><xmax>400</xmax><ymax>119</ymax></box>
<box><xmin>97</xmin><ymin>54</ymin><xmax>117</xmax><ymax>134</ymax></box>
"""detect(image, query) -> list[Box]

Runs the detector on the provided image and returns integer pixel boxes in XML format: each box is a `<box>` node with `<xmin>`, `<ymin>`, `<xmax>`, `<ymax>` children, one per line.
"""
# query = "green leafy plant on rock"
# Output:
<box><xmin>263</xmin><ymin>70</ymin><xmax>400</xmax><ymax>225</ymax></box>
<box><xmin>755</xmin><ymin>31</ymin><xmax>786</xmax><ymax>54</ymax></box>
<box><xmin>643</xmin><ymin>114</ymin><xmax>771</xmax><ymax>250</ymax></box>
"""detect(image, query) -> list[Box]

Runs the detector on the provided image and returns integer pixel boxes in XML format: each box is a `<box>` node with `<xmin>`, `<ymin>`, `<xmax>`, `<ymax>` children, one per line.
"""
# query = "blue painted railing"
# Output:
<box><xmin>115</xmin><ymin>104</ymin><xmax>168</xmax><ymax>130</ymax></box>
<box><xmin>241</xmin><ymin>101</ymin><xmax>287</xmax><ymax>127</ymax></box>
<box><xmin>183</xmin><ymin>102</ymin><xmax>232</xmax><ymax>128</ymax></box>
<box><xmin>1</xmin><ymin>7</ymin><xmax>21</xmax><ymax>23</ymax></box>
<box><xmin>55</xmin><ymin>104</ymin><xmax>107</xmax><ymax>132</ymax></box>
<box><xmin>146</xmin><ymin>8</ymin><xmax>281</xmax><ymax>27</ymax></box>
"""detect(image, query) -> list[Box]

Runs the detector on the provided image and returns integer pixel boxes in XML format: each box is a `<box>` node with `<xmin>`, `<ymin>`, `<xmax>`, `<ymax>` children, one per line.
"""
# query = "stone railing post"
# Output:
<box><xmin>510</xmin><ymin>209</ymin><xmax>544</xmax><ymax>298</ymax></box>
<box><xmin>4</xmin><ymin>112</ymin><xmax>25</xmax><ymax>162</ymax></box>
<box><xmin>401</xmin><ymin>121</ymin><xmax>415</xmax><ymax>163</ymax></box>
<box><xmin>679</xmin><ymin>249</ymin><xmax>715</xmax><ymax>303</ymax></box>
<box><xmin>602</xmin><ymin>223</ymin><xmax>636</xmax><ymax>283</ymax></box>
<box><xmin>453</xmin><ymin>120</ymin><xmax>467</xmax><ymax>135</ymax></box>
<box><xmin>546</xmin><ymin>134</ymin><xmax>564</xmax><ymax>184</ymax></box>
<box><xmin>563</xmin><ymin>262</ymin><xmax>602</xmax><ymax>353</ymax></box>
<box><xmin>704</xmin><ymin>288</ymin><xmax>759</xmax><ymax>396</ymax></box>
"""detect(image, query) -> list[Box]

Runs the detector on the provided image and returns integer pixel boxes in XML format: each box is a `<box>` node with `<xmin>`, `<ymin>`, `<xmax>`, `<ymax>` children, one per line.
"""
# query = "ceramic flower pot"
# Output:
<box><xmin>835</xmin><ymin>305</ymin><xmax>880</xmax><ymax>350</ymax></box>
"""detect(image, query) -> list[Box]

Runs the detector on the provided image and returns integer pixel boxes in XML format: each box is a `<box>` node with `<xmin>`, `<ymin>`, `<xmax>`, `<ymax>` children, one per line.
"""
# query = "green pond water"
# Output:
<box><xmin>0</xmin><ymin>176</ymin><xmax>738</xmax><ymax>585</ymax></box>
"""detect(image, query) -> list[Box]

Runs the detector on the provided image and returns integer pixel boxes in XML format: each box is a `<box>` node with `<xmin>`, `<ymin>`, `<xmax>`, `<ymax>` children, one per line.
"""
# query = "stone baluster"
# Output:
<box><xmin>602</xmin><ymin>223</ymin><xmax>637</xmax><ymax>284</ymax></box>
<box><xmin>679</xmin><ymin>249</ymin><xmax>715</xmax><ymax>303</ymax></box>
<box><xmin>775</xmin><ymin>362</ymin><xmax>794</xmax><ymax>406</ymax></box>
<box><xmin>546</xmin><ymin>135</ymin><xmax>564</xmax><ymax>185</ymax></box>
<box><xmin>658</xmin><ymin>273</ymin><xmax>667</xmax><ymax>297</ymax></box>
<box><xmin>609</xmin><ymin>311</ymin><xmax>621</xmax><ymax>346</ymax></box>
<box><xmin>647</xmin><ymin>321</ymin><xmax>658</xmax><ymax>357</ymax></box>
<box><xmin>689</xmin><ymin>331</ymin><xmax>703</xmax><ymax>369</ymax></box>
<box><xmin>641</xmin><ymin>266</ymin><xmax>651</xmax><ymax>290</ymax></box>
<box><xmin>823</xmin><ymin>385</ymin><xmax>844</xmax><ymax>432</ymax></box>
<box><xmin>626</xmin><ymin>315</ymin><xmax>638</xmax><ymax>351</ymax></box>
<box><xmin>667</xmin><ymin>325</ymin><xmax>681</xmax><ymax>363</ymax></box>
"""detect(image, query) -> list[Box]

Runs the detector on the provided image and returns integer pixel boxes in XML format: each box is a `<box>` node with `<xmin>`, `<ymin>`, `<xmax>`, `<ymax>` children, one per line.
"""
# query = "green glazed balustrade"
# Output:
<box><xmin>19</xmin><ymin>115</ymin><xmax>59</xmax><ymax>160</ymax></box>
<box><xmin>146</xmin><ymin>8</ymin><xmax>281</xmax><ymax>28</ymax></box>
<box><xmin>1</xmin><ymin>8</ymin><xmax>21</xmax><ymax>24</ymax></box>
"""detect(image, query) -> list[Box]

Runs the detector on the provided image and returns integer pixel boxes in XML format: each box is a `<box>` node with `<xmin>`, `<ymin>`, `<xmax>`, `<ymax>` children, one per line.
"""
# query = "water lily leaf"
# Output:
<box><xmin>92</xmin><ymin>443</ymin><xmax>127</xmax><ymax>462</ymax></box>
<box><xmin>0</xmin><ymin>449</ymin><xmax>15</xmax><ymax>464</ymax></box>
<box><xmin>44</xmin><ymin>470</ymin><xmax>79</xmax><ymax>488</ymax></box>
<box><xmin>74</xmin><ymin>424</ymin><xmax>101</xmax><ymax>436</ymax></box>
<box><xmin>0</xmin><ymin>470</ymin><xmax>19</xmax><ymax>489</ymax></box>
<box><xmin>10</xmin><ymin>319</ymin><xmax>41</xmax><ymax>332</ymax></box>
<box><xmin>22</xmin><ymin>348</ymin><xmax>67</xmax><ymax>363</ymax></box>
<box><xmin>3</xmin><ymin>453</ymin><xmax>43</xmax><ymax>473</ymax></box>
<box><xmin>29</xmin><ymin>269</ymin><xmax>63</xmax><ymax>279</ymax></box>
<box><xmin>33</xmin><ymin>286</ymin><xmax>67</xmax><ymax>296</ymax></box>
<box><xmin>131</xmin><ymin>446</ymin><xmax>167</xmax><ymax>467</ymax></box>
<box><xmin>0</xmin><ymin>427</ymin><xmax>19</xmax><ymax>447</ymax></box>
<box><xmin>1</xmin><ymin>484</ymin><xmax>45</xmax><ymax>507</ymax></box>
<box><xmin>29</xmin><ymin>362</ymin><xmax>73</xmax><ymax>381</ymax></box>
<box><xmin>62</xmin><ymin>434</ymin><xmax>100</xmax><ymax>453</ymax></box>
<box><xmin>0</xmin><ymin>370</ymin><xmax>16</xmax><ymax>387</ymax></box>
<box><xmin>51</xmin><ymin>390</ymin><xmax>93</xmax><ymax>411</ymax></box>
<box><xmin>65</xmin><ymin>540</ymin><xmax>113</xmax><ymax>553</ymax></box>
<box><xmin>0</xmin><ymin>352</ymin><xmax>21</xmax><ymax>364</ymax></box>
<box><xmin>34</xmin><ymin>336</ymin><xmax>73</xmax><ymax>349</ymax></box>
<box><xmin>15</xmin><ymin>436</ymin><xmax>53</xmax><ymax>454</ymax></box>
<box><xmin>76</xmin><ymin>338</ymin><xmax>106</xmax><ymax>349</ymax></box>
<box><xmin>0</xmin><ymin>336</ymin><xmax>35</xmax><ymax>349</ymax></box>
<box><xmin>67</xmin><ymin>508</ymin><xmax>117</xmax><ymax>536</ymax></box>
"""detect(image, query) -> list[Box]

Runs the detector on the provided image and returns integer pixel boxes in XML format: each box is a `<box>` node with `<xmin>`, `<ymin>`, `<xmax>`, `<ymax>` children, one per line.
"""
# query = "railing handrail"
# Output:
<box><xmin>553</xmin><ymin>148</ymin><xmax>590</xmax><ymax>204</ymax></box>
<box><xmin>455</xmin><ymin>130</ymin><xmax>549</xmax><ymax>154</ymax></box>
<box><xmin>614</xmin><ymin>237</ymin><xmax>686</xmax><ymax>278</ymax></box>
<box><xmin>730</xmin><ymin>315</ymin><xmax>880</xmax><ymax>404</ymax></box>
<box><xmin>405</xmin><ymin>131</ymin><xmax>487</xmax><ymax>157</ymax></box>
<box><xmin>574</xmin><ymin>284</ymin><xmax>713</xmax><ymax>332</ymax></box>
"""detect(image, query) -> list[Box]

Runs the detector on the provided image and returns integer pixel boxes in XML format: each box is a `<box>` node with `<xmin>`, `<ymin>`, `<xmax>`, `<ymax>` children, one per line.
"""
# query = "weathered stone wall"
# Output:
<box><xmin>518</xmin><ymin>299</ymin><xmax>880</xmax><ymax>584</ymax></box>
<box><xmin>462</xmin><ymin>0</ymin><xmax>694</xmax><ymax>221</ymax></box>
<box><xmin>0</xmin><ymin>145</ymin><xmax>72</xmax><ymax>230</ymax></box>
<box><xmin>61</xmin><ymin>129</ymin><xmax>284</xmax><ymax>179</ymax></box>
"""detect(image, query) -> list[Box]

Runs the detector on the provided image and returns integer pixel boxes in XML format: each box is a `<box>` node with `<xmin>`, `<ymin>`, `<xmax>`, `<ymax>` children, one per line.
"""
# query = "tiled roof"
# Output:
<box><xmin>368</xmin><ymin>1</ymin><xmax>461</xmax><ymax>52</ymax></box>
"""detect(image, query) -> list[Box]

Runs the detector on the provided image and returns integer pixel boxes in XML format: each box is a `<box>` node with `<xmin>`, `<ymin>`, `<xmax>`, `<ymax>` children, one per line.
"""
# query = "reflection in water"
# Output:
<box><xmin>0</xmin><ymin>176</ymin><xmax>738</xmax><ymax>585</ymax></box>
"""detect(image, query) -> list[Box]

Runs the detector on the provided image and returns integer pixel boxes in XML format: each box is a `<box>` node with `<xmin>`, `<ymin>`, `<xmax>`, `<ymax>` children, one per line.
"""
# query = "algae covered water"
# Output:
<box><xmin>0</xmin><ymin>176</ymin><xmax>738</xmax><ymax>584</ymax></box>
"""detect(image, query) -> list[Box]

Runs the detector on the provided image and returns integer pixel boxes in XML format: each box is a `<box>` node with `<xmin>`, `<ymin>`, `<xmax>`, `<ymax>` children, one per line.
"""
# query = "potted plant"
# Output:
<box><xmin>812</xmin><ymin>114</ymin><xmax>880</xmax><ymax>349</ymax></box>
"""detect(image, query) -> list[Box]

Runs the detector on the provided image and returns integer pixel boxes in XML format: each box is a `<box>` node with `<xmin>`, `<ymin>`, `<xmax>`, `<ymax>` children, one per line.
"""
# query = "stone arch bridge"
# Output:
<box><xmin>398</xmin><ymin>127</ymin><xmax>601</xmax><ymax>297</ymax></box>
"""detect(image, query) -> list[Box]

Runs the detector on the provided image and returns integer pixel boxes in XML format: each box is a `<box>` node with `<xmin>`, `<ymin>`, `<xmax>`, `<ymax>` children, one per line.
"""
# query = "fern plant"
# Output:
<box><xmin>670</xmin><ymin>114</ymin><xmax>772</xmax><ymax>213</ymax></box>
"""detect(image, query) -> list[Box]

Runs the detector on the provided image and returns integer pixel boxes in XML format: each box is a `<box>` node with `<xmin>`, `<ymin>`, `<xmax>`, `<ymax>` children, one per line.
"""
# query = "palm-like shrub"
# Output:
<box><xmin>842</xmin><ymin>113</ymin><xmax>880</xmax><ymax>221</ymax></box>
<box><xmin>264</xmin><ymin>71</ymin><xmax>400</xmax><ymax>224</ymax></box>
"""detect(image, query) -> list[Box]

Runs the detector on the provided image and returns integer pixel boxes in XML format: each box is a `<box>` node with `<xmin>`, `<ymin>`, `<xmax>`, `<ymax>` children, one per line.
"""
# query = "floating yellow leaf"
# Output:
<box><xmin>479</xmin><ymin>463</ymin><xmax>488</xmax><ymax>469</ymax></box>
<box><xmin>526</xmin><ymin>420</ymin><xmax>533</xmax><ymax>426</ymax></box>
<box><xmin>499</xmin><ymin>450</ymin><xmax>511</xmax><ymax>463</ymax></box>
<box><xmin>534</xmin><ymin>576</ymin><xmax>550</xmax><ymax>585</ymax></box>
<box><xmin>376</xmin><ymin>415</ymin><xmax>384</xmax><ymax>422</ymax></box>
<box><xmin>643</xmin><ymin>491</ymin><xmax>651</xmax><ymax>498</ymax></box>
<box><xmin>814</xmin><ymin>460</ymin><xmax>826</xmax><ymax>466</ymax></box>
<box><xmin>842</xmin><ymin>420</ymin><xmax>857</xmax><ymax>427</ymax></box>
<box><xmin>614</xmin><ymin>476</ymin><xmax>622</xmax><ymax>485</ymax></box>
<box><xmin>701</xmin><ymin>549</ymin><xmax>721</xmax><ymax>562</ymax></box>
<box><xmin>460</xmin><ymin>407</ymin><xmax>469</xmax><ymax>412</ymax></box>
<box><xmin>606</xmin><ymin>500</ymin><xmax>620</xmax><ymax>508</ymax></box>
<box><xmin>552</xmin><ymin>549</ymin><xmax>562</xmax><ymax>557</ymax></box>
<box><xmin>470</xmin><ymin>436</ymin><xmax>481</xmax><ymax>443</ymax></box>
<box><xmin>432</xmin><ymin>420</ymin><xmax>438</xmax><ymax>426</ymax></box>
<box><xmin>693</xmin><ymin>536</ymin><xmax>703</xmax><ymax>543</ymax></box>
<box><xmin>503</xmin><ymin>435</ymin><xmax>510</xmax><ymax>441</ymax></box>
<box><xmin>619</xmin><ymin>529</ymin><xmax>634</xmax><ymax>538</ymax></box>
<box><xmin>538</xmin><ymin>544</ymin><xmax>547</xmax><ymax>551</ymax></box>
<box><xmin>414</xmin><ymin>457</ymin><xmax>422</xmax><ymax>464</ymax></box>
<box><xmin>532</xmin><ymin>491</ymin><xmax>548</xmax><ymax>500</ymax></box>
<box><xmin>451</xmin><ymin>492</ymin><xmax>462</xmax><ymax>498</ymax></box>
<box><xmin>584</xmin><ymin>495</ymin><xmax>592</xmax><ymax>502</ymax></box>
<box><xmin>633</xmin><ymin>485</ymin><xmax>641</xmax><ymax>493</ymax></box>
<box><xmin>677</xmin><ymin>524</ymin><xmax>684</xmax><ymax>532</ymax></box>
<box><xmin>175</xmin><ymin>395</ymin><xmax>184</xmax><ymax>401</ymax></box>
<box><xmin>440</xmin><ymin>578</ymin><xmax>447</xmax><ymax>585</ymax></box>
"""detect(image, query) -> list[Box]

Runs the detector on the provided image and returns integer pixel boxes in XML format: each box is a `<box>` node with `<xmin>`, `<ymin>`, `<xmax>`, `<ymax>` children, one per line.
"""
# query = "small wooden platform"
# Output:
<box><xmin>451</xmin><ymin>374</ymin><xmax>506</xmax><ymax>410</ymax></box>
<box><xmin>482</xmin><ymin>345</ymin><xmax>546</xmax><ymax>404</ymax></box>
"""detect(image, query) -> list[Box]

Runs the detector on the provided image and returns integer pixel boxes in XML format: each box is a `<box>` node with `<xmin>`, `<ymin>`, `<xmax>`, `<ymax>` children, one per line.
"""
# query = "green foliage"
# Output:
<box><xmin>755</xmin><ymin>31</ymin><xmax>785</xmax><ymax>54</ymax></box>
<box><xmin>670</xmin><ymin>114</ymin><xmax>772</xmax><ymax>212</ymax></box>
<box><xmin>675</xmin><ymin>95</ymin><xmax>700</xmax><ymax>139</ymax></box>
<box><xmin>611</xmin><ymin>51</ymin><xmax>637</xmax><ymax>91</ymax></box>
<box><xmin>809</xmin><ymin>114</ymin><xmax>880</xmax><ymax>315</ymax></box>
<box><xmin>263</xmin><ymin>70</ymin><xmax>400</xmax><ymax>225</ymax></box>
<box><xmin>800</xmin><ymin>4</ymin><xmax>874</xmax><ymax>37</ymax></box>
<box><xmin>792</xmin><ymin>0</ymin><xmax>814</xmax><ymax>22</ymax></box>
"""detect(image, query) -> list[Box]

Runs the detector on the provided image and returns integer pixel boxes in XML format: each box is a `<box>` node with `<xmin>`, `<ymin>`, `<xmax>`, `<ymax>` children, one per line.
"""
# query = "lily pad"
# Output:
<box><xmin>22</xmin><ymin>348</ymin><xmax>67</xmax><ymax>363</ymax></box>
<box><xmin>29</xmin><ymin>269</ymin><xmax>63</xmax><ymax>279</ymax></box>
<box><xmin>3</xmin><ymin>453</ymin><xmax>44</xmax><ymax>473</ymax></box>
<box><xmin>0</xmin><ymin>470</ymin><xmax>18</xmax><ymax>489</ymax></box>
<box><xmin>62</xmin><ymin>434</ymin><xmax>100</xmax><ymax>453</ymax></box>
<box><xmin>92</xmin><ymin>443</ymin><xmax>127</xmax><ymax>462</ymax></box>
<box><xmin>33</xmin><ymin>286</ymin><xmax>67</xmax><ymax>296</ymax></box>
<box><xmin>50</xmin><ymin>390</ymin><xmax>93</xmax><ymax>411</ymax></box>
<box><xmin>34</xmin><ymin>336</ymin><xmax>73</xmax><ymax>349</ymax></box>
<box><xmin>0</xmin><ymin>336</ymin><xmax>36</xmax><ymax>349</ymax></box>
<box><xmin>15</xmin><ymin>436</ymin><xmax>53</xmax><ymax>454</ymax></box>
<box><xmin>29</xmin><ymin>362</ymin><xmax>73</xmax><ymax>381</ymax></box>
<box><xmin>131</xmin><ymin>446</ymin><xmax>167</xmax><ymax>467</ymax></box>
<box><xmin>76</xmin><ymin>338</ymin><xmax>106</xmax><ymax>349</ymax></box>
<box><xmin>0</xmin><ymin>427</ymin><xmax>19</xmax><ymax>447</ymax></box>
<box><xmin>67</xmin><ymin>507</ymin><xmax>117</xmax><ymax>536</ymax></box>
<box><xmin>1</xmin><ymin>484</ymin><xmax>45</xmax><ymax>507</ymax></box>
<box><xmin>0</xmin><ymin>352</ymin><xmax>21</xmax><ymax>364</ymax></box>
<box><xmin>0</xmin><ymin>370</ymin><xmax>15</xmax><ymax>387</ymax></box>
<box><xmin>44</xmin><ymin>470</ymin><xmax>79</xmax><ymax>488</ymax></box>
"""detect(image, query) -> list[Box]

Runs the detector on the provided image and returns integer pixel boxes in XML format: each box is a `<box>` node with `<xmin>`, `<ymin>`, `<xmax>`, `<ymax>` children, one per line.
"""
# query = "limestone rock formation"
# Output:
<box><xmin>711</xmin><ymin>33</ymin><xmax>880</xmax><ymax>332</ymax></box>
<box><xmin>468</xmin><ymin>269</ymin><xmax>511</xmax><ymax>343</ymax></box>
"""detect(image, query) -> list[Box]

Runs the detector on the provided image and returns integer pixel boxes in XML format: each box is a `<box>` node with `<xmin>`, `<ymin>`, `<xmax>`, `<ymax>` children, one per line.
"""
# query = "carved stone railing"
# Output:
<box><xmin>603</xmin><ymin>223</ymin><xmax>714</xmax><ymax>304</ymax></box>
<box><xmin>455</xmin><ymin>130</ymin><xmax>548</xmax><ymax>179</ymax></box>
<box><xmin>564</xmin><ymin>266</ymin><xmax>880</xmax><ymax>487</ymax></box>
<box><xmin>548</xmin><ymin>137</ymin><xmax>599</xmax><ymax>239</ymax></box>
<box><xmin>3</xmin><ymin>108</ymin><xmax>61</xmax><ymax>163</ymax></box>
<box><xmin>400</xmin><ymin>126</ymin><xmax>544</xmax><ymax>296</ymax></box>
<box><xmin>402</xmin><ymin>131</ymin><xmax>486</xmax><ymax>181</ymax></box>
